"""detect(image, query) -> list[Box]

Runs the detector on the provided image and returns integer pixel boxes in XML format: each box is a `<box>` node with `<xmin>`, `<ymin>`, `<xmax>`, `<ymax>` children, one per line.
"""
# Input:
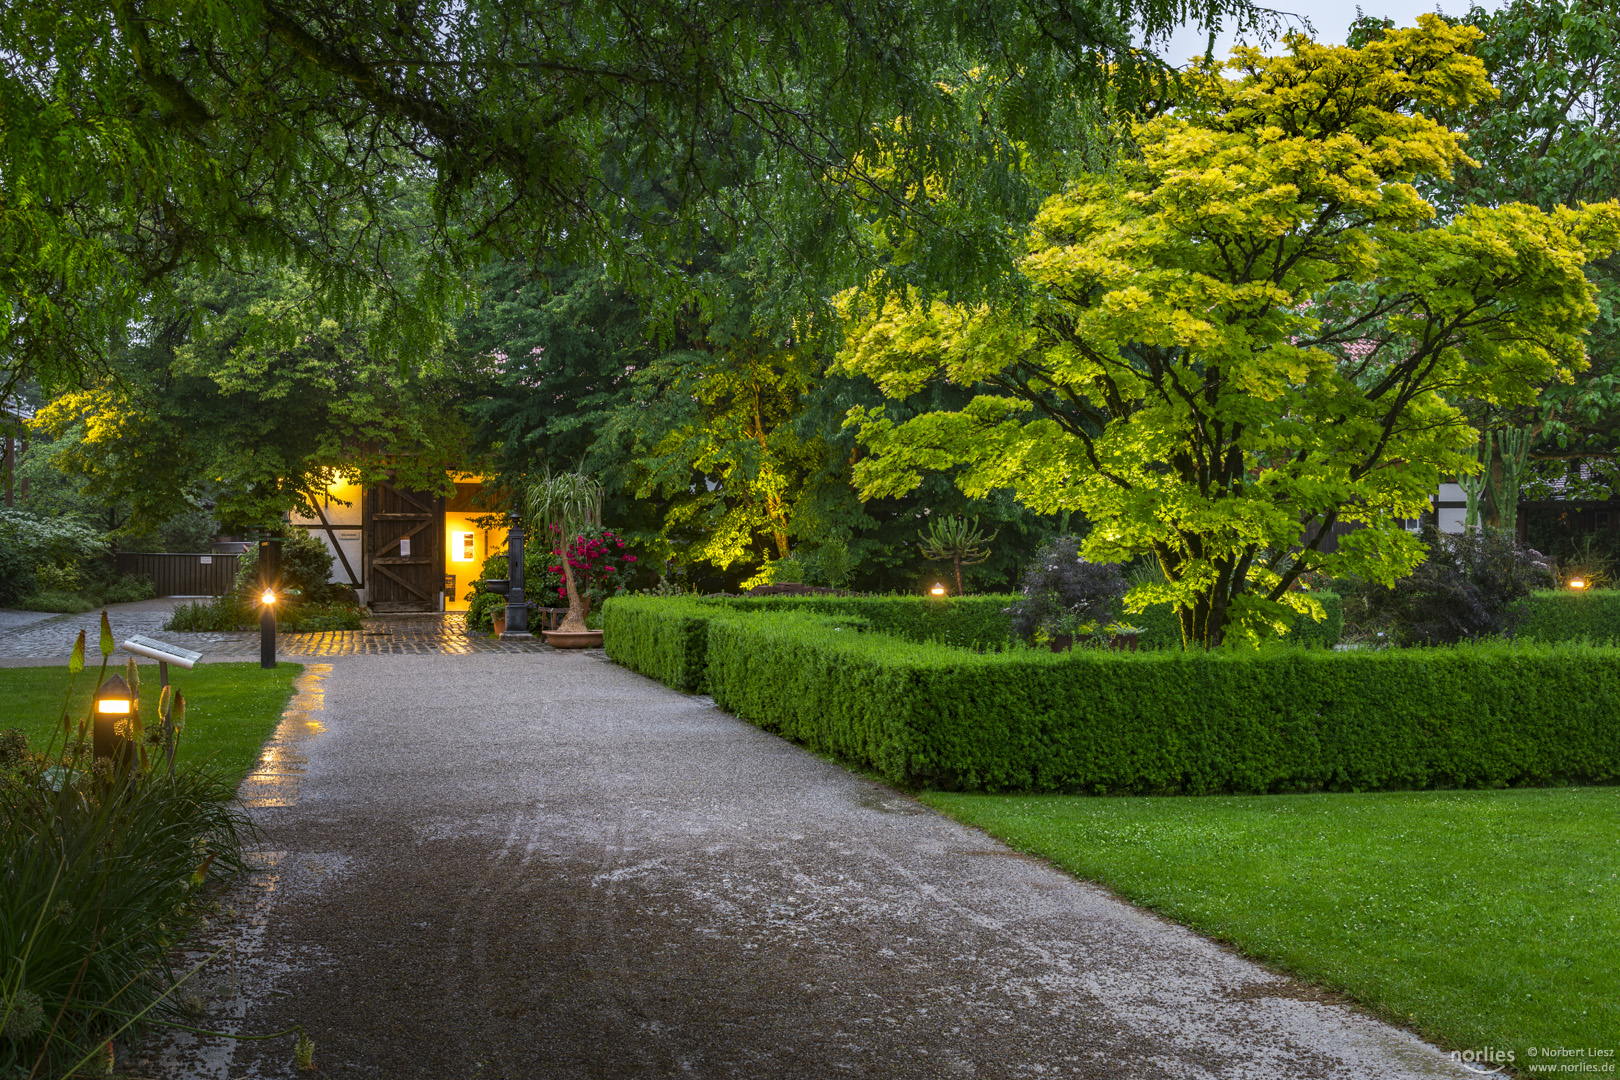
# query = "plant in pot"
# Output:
<box><xmin>527</xmin><ymin>472</ymin><xmax>608</xmax><ymax>647</ymax></box>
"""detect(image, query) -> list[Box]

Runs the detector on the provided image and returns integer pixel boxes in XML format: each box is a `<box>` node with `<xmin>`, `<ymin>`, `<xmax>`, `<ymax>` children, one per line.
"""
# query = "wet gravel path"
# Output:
<box><xmin>170</xmin><ymin>652</ymin><xmax>1474</xmax><ymax>1080</ymax></box>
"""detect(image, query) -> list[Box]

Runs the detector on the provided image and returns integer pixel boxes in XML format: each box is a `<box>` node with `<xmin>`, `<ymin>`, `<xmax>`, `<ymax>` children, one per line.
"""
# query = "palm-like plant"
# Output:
<box><xmin>918</xmin><ymin>515</ymin><xmax>997</xmax><ymax>596</ymax></box>
<box><xmin>526</xmin><ymin>472</ymin><xmax>604</xmax><ymax>632</ymax></box>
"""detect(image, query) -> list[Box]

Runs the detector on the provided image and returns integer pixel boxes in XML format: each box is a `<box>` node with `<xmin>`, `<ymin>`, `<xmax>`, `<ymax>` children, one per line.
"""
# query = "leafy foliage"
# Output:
<box><xmin>840</xmin><ymin>19</ymin><xmax>1620</xmax><ymax>648</ymax></box>
<box><xmin>1433</xmin><ymin>1</ymin><xmax>1620</xmax><ymax>465</ymax></box>
<box><xmin>1</xmin><ymin>0</ymin><xmax>1272</xmax><ymax>397</ymax></box>
<box><xmin>33</xmin><ymin>267</ymin><xmax>472</xmax><ymax>530</ymax></box>
<box><xmin>1345</xmin><ymin>527</ymin><xmax>1554</xmax><ymax>646</ymax></box>
<box><xmin>1</xmin><ymin>652</ymin><xmax>253</xmax><ymax>1078</ymax></box>
<box><xmin>1006</xmin><ymin>536</ymin><xmax>1126</xmax><ymax>640</ymax></box>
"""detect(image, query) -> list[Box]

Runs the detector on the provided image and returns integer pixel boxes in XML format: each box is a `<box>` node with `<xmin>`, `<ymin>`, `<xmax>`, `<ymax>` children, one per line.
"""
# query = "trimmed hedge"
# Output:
<box><xmin>606</xmin><ymin>589</ymin><xmax>1343</xmax><ymax>657</ymax></box>
<box><xmin>702</xmin><ymin>594</ymin><xmax>1017</xmax><ymax>649</ymax></box>
<box><xmin>604</xmin><ymin>596</ymin><xmax>1620</xmax><ymax>794</ymax></box>
<box><xmin>1512</xmin><ymin>589</ymin><xmax>1620</xmax><ymax>644</ymax></box>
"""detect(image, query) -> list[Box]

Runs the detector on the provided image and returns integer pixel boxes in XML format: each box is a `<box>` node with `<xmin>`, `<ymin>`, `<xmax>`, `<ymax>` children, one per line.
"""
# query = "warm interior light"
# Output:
<box><xmin>261</xmin><ymin>589</ymin><xmax>276</xmax><ymax>604</ymax></box>
<box><xmin>930</xmin><ymin>583</ymin><xmax>947</xmax><ymax>596</ymax></box>
<box><xmin>1569</xmin><ymin>578</ymin><xmax>1587</xmax><ymax>590</ymax></box>
<box><xmin>96</xmin><ymin>698</ymin><xmax>131</xmax><ymax>714</ymax></box>
<box><xmin>452</xmin><ymin>530</ymin><xmax>476</xmax><ymax>562</ymax></box>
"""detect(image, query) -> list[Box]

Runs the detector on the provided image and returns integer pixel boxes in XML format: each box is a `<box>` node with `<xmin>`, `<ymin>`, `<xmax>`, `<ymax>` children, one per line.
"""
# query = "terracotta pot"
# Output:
<box><xmin>543</xmin><ymin>629</ymin><xmax>604</xmax><ymax>649</ymax></box>
<box><xmin>492</xmin><ymin>609</ymin><xmax>506</xmax><ymax>636</ymax></box>
<box><xmin>1046</xmin><ymin>634</ymin><xmax>1073</xmax><ymax>653</ymax></box>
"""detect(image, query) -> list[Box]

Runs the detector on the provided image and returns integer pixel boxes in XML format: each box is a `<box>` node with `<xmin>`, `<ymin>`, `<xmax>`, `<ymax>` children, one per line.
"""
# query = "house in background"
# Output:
<box><xmin>291</xmin><ymin>473</ymin><xmax>508</xmax><ymax>613</ymax></box>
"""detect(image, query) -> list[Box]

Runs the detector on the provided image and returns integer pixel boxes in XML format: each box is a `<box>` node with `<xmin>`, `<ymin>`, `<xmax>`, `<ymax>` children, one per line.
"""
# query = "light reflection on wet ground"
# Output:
<box><xmin>0</xmin><ymin>610</ymin><xmax>558</xmax><ymax>660</ymax></box>
<box><xmin>137</xmin><ymin>664</ymin><xmax>339</xmax><ymax>1080</ymax></box>
<box><xmin>238</xmin><ymin>664</ymin><xmax>329</xmax><ymax>809</ymax></box>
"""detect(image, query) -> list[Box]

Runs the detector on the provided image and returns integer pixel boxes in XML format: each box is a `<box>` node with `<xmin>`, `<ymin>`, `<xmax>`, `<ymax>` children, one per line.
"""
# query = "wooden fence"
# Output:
<box><xmin>115</xmin><ymin>552</ymin><xmax>240</xmax><ymax>597</ymax></box>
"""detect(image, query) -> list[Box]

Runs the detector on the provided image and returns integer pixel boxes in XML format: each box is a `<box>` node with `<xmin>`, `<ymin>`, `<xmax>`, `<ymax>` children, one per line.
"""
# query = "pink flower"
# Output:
<box><xmin>625</xmin><ymin>555</ymin><xmax>638</xmax><ymax>562</ymax></box>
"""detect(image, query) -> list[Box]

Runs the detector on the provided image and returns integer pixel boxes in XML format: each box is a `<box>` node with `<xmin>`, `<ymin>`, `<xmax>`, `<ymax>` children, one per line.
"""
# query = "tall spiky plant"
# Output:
<box><xmin>1495</xmin><ymin>425</ymin><xmax>1534</xmax><ymax>536</ymax></box>
<box><xmin>526</xmin><ymin>472</ymin><xmax>604</xmax><ymax>633</ymax></box>
<box><xmin>918</xmin><ymin>515</ymin><xmax>997</xmax><ymax>596</ymax></box>
<box><xmin>1459</xmin><ymin>436</ymin><xmax>1494</xmax><ymax>532</ymax></box>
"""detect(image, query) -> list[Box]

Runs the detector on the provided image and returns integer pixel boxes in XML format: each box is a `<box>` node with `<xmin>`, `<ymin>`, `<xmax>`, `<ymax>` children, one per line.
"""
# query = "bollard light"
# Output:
<box><xmin>93</xmin><ymin>673</ymin><xmax>135</xmax><ymax>766</ymax></box>
<box><xmin>261</xmin><ymin>588</ymin><xmax>276</xmax><ymax>605</ymax></box>
<box><xmin>95</xmin><ymin>674</ymin><xmax>133</xmax><ymax>715</ymax></box>
<box><xmin>930</xmin><ymin>582</ymin><xmax>947</xmax><ymax>597</ymax></box>
<box><xmin>1569</xmin><ymin>578</ymin><xmax>1587</xmax><ymax>590</ymax></box>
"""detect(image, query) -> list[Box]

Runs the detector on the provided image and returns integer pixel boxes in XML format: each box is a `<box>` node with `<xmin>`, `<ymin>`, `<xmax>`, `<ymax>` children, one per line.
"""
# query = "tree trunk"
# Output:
<box><xmin>953</xmin><ymin>555</ymin><xmax>964</xmax><ymax>596</ymax></box>
<box><xmin>1176</xmin><ymin>591</ymin><xmax>1226</xmax><ymax>650</ymax></box>
<box><xmin>559</xmin><ymin>540</ymin><xmax>589</xmax><ymax>632</ymax></box>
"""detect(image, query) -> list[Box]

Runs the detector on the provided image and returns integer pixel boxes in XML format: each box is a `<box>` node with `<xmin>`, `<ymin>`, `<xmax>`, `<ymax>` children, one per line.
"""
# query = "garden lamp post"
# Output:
<box><xmin>93</xmin><ymin>673</ymin><xmax>135</xmax><ymax>768</ymax></box>
<box><xmin>930</xmin><ymin>582</ymin><xmax>947</xmax><ymax>597</ymax></box>
<box><xmin>259</xmin><ymin>535</ymin><xmax>282</xmax><ymax>669</ymax></box>
<box><xmin>1569</xmin><ymin>578</ymin><xmax>1587</xmax><ymax>590</ymax></box>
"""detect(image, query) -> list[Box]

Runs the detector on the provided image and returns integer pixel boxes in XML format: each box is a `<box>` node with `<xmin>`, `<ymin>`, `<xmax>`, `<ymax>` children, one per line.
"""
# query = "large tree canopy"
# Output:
<box><xmin>1</xmin><ymin>0</ymin><xmax>1276</xmax><ymax>398</ymax></box>
<box><xmin>1439</xmin><ymin>0</ymin><xmax>1620</xmax><ymax>486</ymax></box>
<box><xmin>839</xmin><ymin>17</ymin><xmax>1620</xmax><ymax>647</ymax></box>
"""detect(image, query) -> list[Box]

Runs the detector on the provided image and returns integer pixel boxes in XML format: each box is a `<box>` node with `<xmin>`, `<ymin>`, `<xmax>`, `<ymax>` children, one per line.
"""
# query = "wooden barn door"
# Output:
<box><xmin>364</xmin><ymin>476</ymin><xmax>444</xmax><ymax>612</ymax></box>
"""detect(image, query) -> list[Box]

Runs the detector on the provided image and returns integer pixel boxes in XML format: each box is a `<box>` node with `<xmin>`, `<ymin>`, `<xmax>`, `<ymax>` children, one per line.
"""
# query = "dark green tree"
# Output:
<box><xmin>2</xmin><ymin>0</ymin><xmax>1273</xmax><ymax>398</ymax></box>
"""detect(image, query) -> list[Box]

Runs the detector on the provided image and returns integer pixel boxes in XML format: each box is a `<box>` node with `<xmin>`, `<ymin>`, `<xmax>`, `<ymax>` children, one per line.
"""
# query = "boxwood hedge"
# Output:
<box><xmin>603</xmin><ymin>595</ymin><xmax>1620</xmax><ymax>794</ymax></box>
<box><xmin>1511</xmin><ymin>589</ymin><xmax>1620</xmax><ymax>644</ymax></box>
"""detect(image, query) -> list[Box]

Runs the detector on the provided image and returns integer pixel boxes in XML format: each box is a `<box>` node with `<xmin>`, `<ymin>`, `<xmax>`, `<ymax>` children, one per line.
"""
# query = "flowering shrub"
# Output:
<box><xmin>549</xmin><ymin>525</ymin><xmax>638</xmax><ymax>605</ymax></box>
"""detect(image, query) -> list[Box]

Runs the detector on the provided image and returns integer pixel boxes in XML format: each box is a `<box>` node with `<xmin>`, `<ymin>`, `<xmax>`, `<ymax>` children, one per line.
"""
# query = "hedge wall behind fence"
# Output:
<box><xmin>1512</xmin><ymin>590</ymin><xmax>1620</xmax><ymax>644</ymax></box>
<box><xmin>603</xmin><ymin>596</ymin><xmax>1620</xmax><ymax>794</ymax></box>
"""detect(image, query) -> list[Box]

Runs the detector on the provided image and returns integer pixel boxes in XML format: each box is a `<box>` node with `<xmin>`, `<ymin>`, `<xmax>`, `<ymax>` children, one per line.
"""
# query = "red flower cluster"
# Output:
<box><xmin>549</xmin><ymin>529</ymin><xmax>637</xmax><ymax>600</ymax></box>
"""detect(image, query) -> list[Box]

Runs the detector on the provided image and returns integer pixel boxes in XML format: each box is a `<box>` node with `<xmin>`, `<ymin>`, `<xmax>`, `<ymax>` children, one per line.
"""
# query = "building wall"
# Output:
<box><xmin>291</xmin><ymin>475</ymin><xmax>507</xmax><ymax>611</ymax></box>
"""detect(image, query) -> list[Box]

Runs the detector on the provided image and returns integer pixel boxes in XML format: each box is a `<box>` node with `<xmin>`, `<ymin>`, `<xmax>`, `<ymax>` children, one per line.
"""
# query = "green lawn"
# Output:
<box><xmin>924</xmin><ymin>787</ymin><xmax>1619</xmax><ymax>1058</ymax></box>
<box><xmin>0</xmin><ymin>662</ymin><xmax>303</xmax><ymax>780</ymax></box>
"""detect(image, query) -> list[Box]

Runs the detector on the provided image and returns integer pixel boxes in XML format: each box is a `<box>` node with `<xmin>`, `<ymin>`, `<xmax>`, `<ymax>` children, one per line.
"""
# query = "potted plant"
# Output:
<box><xmin>527</xmin><ymin>471</ymin><xmax>607</xmax><ymax>648</ymax></box>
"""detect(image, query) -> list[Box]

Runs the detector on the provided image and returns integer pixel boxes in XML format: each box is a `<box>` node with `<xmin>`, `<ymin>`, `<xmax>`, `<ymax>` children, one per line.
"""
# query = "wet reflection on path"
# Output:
<box><xmin>238</xmin><ymin>664</ymin><xmax>330</xmax><ymax>809</ymax></box>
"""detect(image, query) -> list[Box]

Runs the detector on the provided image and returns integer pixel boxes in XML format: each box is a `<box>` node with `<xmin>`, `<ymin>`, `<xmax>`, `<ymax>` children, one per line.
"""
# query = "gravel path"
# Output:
<box><xmin>152</xmin><ymin>652</ymin><xmax>1475</xmax><ymax>1080</ymax></box>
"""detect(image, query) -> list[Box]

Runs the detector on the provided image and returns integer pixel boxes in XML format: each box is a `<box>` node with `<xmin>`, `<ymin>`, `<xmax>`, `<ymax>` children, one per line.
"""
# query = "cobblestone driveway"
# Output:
<box><xmin>0</xmin><ymin>600</ymin><xmax>552</xmax><ymax>662</ymax></box>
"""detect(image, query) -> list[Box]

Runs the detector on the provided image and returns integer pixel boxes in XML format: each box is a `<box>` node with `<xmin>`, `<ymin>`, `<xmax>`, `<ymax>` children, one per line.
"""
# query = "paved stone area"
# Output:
<box><xmin>144</xmin><ymin>652</ymin><xmax>1477</xmax><ymax>1080</ymax></box>
<box><xmin>0</xmin><ymin>600</ymin><xmax>550</xmax><ymax>663</ymax></box>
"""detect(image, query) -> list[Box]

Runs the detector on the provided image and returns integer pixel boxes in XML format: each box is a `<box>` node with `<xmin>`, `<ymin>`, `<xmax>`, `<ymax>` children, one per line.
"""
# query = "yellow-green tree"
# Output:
<box><xmin>839</xmin><ymin>18</ymin><xmax>1620</xmax><ymax>648</ymax></box>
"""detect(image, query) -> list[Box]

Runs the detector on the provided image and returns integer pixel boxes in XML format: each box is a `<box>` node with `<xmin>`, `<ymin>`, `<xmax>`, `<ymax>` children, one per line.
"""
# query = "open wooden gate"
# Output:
<box><xmin>363</xmin><ymin>476</ymin><xmax>444</xmax><ymax>612</ymax></box>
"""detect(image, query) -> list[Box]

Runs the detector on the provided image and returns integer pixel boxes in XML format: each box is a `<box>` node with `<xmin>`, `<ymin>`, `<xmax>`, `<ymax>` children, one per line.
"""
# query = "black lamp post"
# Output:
<box><xmin>503</xmin><ymin>510</ymin><xmax>530</xmax><ymax>638</ymax></box>
<box><xmin>259</xmin><ymin>536</ymin><xmax>282</xmax><ymax>668</ymax></box>
<box><xmin>93</xmin><ymin>672</ymin><xmax>135</xmax><ymax>769</ymax></box>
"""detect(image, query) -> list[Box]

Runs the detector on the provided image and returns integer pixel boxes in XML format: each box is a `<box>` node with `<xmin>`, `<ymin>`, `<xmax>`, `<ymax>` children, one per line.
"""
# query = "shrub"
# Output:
<box><xmin>16</xmin><ymin>591</ymin><xmax>96</xmax><ymax>614</ymax></box>
<box><xmin>233</xmin><ymin>529</ymin><xmax>339</xmax><ymax>601</ymax></box>
<box><xmin>2</xmin><ymin>659</ymin><xmax>252</xmax><ymax>1079</ymax></box>
<box><xmin>609</xmin><ymin>599</ymin><xmax>1618</xmax><ymax>793</ymax></box>
<box><xmin>164</xmin><ymin>595</ymin><xmax>253</xmax><ymax>632</ymax></box>
<box><xmin>281</xmin><ymin>601</ymin><xmax>365</xmax><ymax>632</ymax></box>
<box><xmin>102</xmin><ymin>572</ymin><xmax>157</xmax><ymax>604</ymax></box>
<box><xmin>1006</xmin><ymin>536</ymin><xmax>1126</xmax><ymax>640</ymax></box>
<box><xmin>1346</xmin><ymin>526</ymin><xmax>1552</xmax><ymax>646</ymax></box>
<box><xmin>465</xmin><ymin>589</ymin><xmax>505</xmax><ymax>633</ymax></box>
<box><xmin>1511</xmin><ymin>589</ymin><xmax>1620</xmax><ymax>643</ymax></box>
<box><xmin>0</xmin><ymin>536</ymin><xmax>34</xmax><ymax>606</ymax></box>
